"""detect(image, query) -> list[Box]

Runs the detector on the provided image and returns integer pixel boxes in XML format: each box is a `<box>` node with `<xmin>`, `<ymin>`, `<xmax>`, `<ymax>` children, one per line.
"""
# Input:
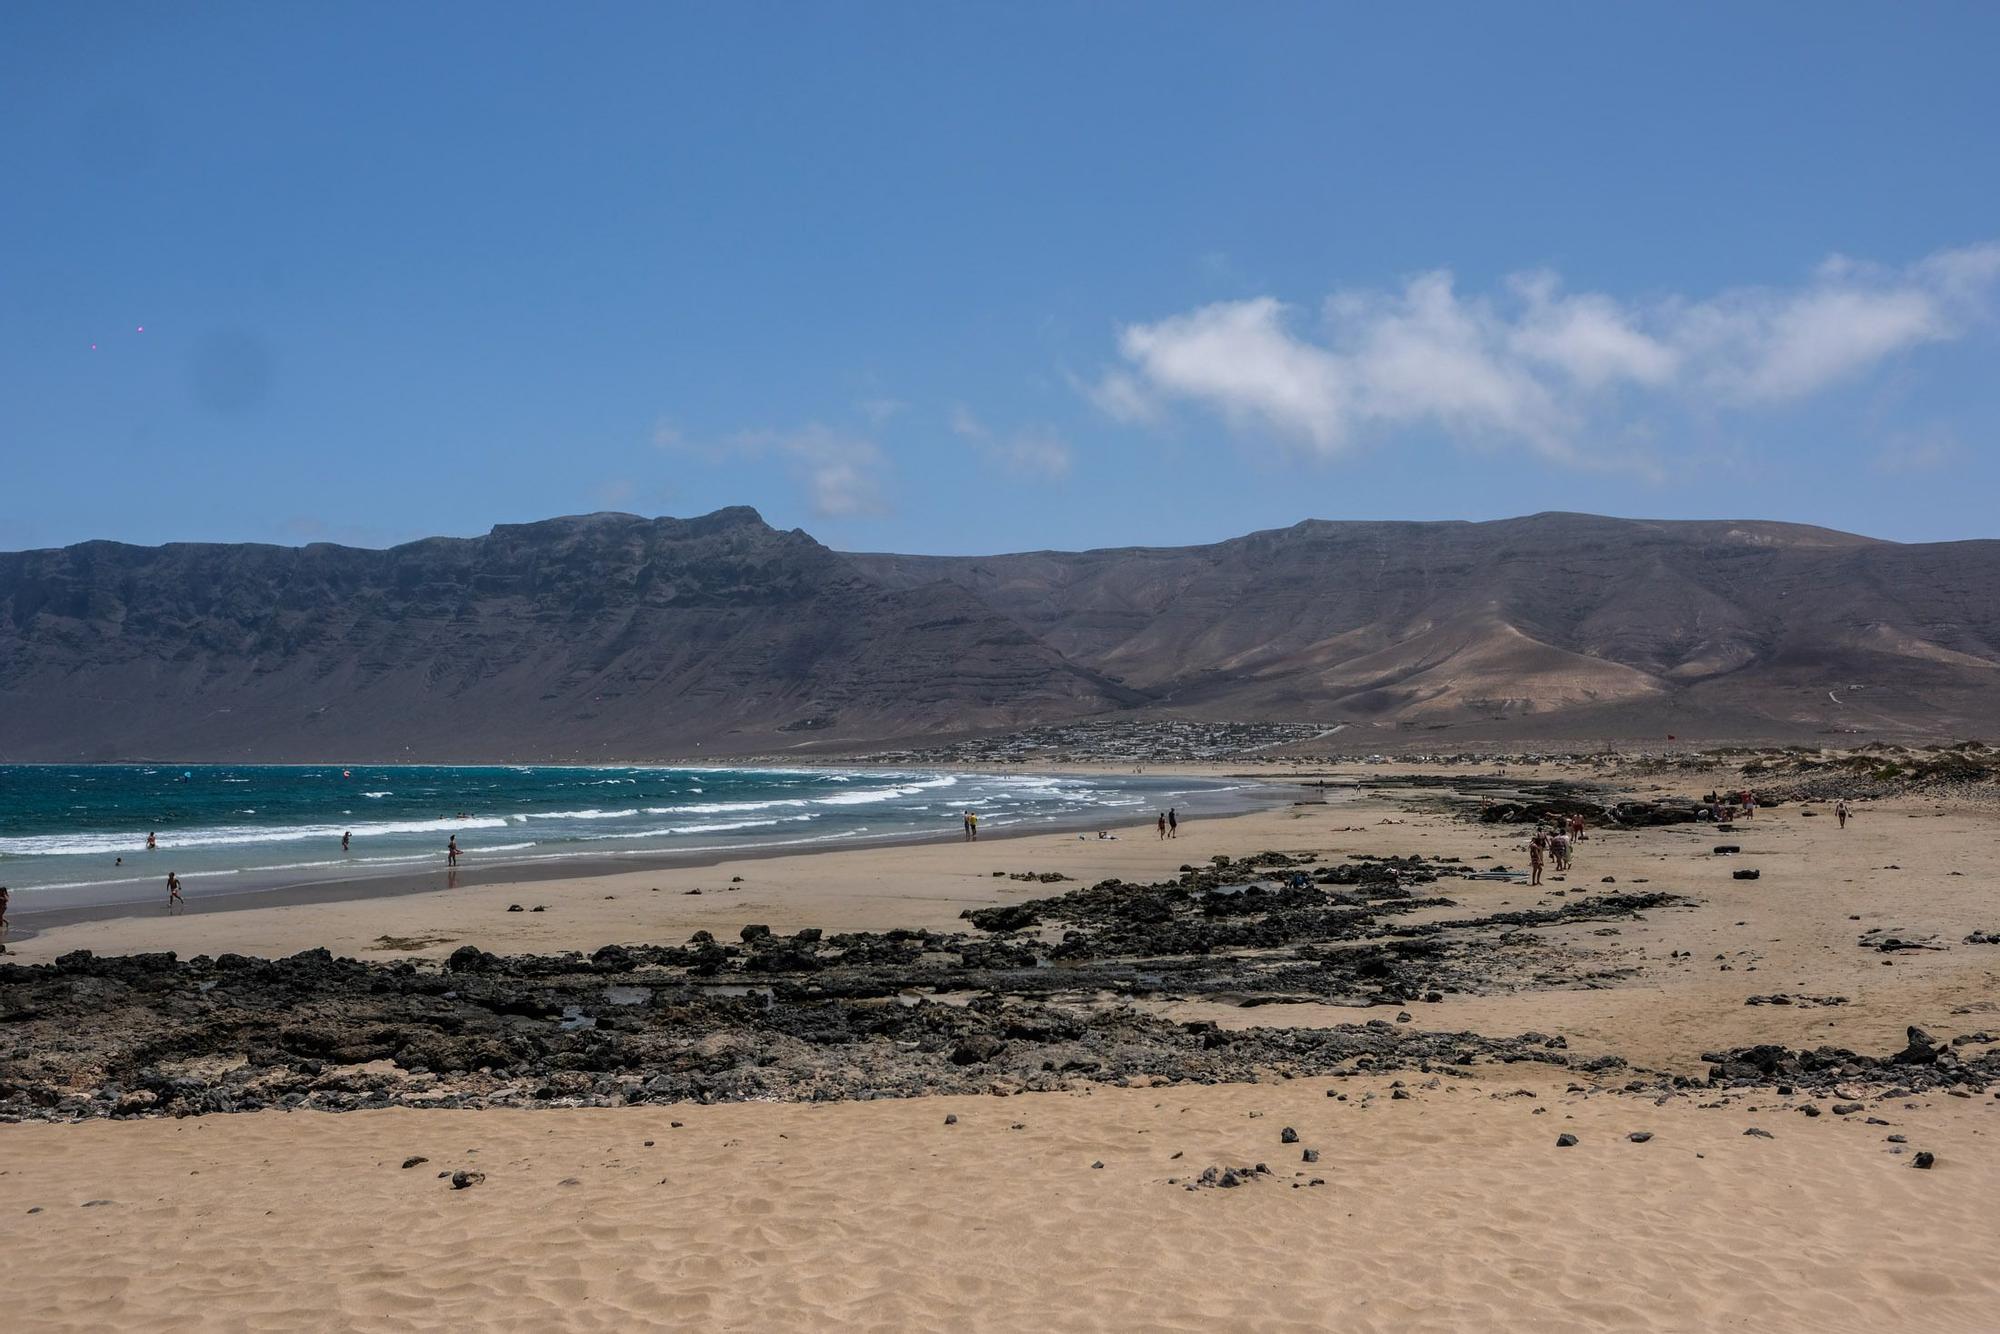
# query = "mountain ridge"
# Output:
<box><xmin>3</xmin><ymin>509</ymin><xmax>1996</xmax><ymax>759</ymax></box>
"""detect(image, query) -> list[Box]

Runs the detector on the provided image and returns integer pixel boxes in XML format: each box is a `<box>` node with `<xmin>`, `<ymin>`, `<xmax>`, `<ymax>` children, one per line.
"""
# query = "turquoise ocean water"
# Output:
<box><xmin>0</xmin><ymin>764</ymin><xmax>1258</xmax><ymax>909</ymax></box>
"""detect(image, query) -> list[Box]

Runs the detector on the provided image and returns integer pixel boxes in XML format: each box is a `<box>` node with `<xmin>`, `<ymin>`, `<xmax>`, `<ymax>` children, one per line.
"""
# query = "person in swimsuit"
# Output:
<box><xmin>1167</xmin><ymin>807</ymin><xmax>1178</xmax><ymax>838</ymax></box>
<box><xmin>1157</xmin><ymin>812</ymin><xmax>1167</xmax><ymax>840</ymax></box>
<box><xmin>166</xmin><ymin>872</ymin><xmax>184</xmax><ymax>913</ymax></box>
<box><xmin>1835</xmin><ymin>799</ymin><xmax>1849</xmax><ymax>829</ymax></box>
<box><xmin>447</xmin><ymin>835</ymin><xmax>460</xmax><ymax>867</ymax></box>
<box><xmin>146</xmin><ymin>831</ymin><xmax>157</xmax><ymax>851</ymax></box>
<box><xmin>1528</xmin><ymin>833</ymin><xmax>1546</xmax><ymax>886</ymax></box>
<box><xmin>342</xmin><ymin>830</ymin><xmax>352</xmax><ymax>852</ymax></box>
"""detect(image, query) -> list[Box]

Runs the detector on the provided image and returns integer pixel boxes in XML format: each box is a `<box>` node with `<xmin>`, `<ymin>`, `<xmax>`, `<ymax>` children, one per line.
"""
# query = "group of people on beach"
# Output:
<box><xmin>1526</xmin><ymin>812</ymin><xmax>1586</xmax><ymax>886</ymax></box>
<box><xmin>1703</xmin><ymin>789</ymin><xmax>1760</xmax><ymax>822</ymax></box>
<box><xmin>1156</xmin><ymin>808</ymin><xmax>1179</xmax><ymax>839</ymax></box>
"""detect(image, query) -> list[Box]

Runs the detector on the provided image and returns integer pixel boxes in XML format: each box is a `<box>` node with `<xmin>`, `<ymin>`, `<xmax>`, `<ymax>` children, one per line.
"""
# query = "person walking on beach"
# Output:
<box><xmin>447</xmin><ymin>835</ymin><xmax>460</xmax><ymax>867</ymax></box>
<box><xmin>1528</xmin><ymin>832</ymin><xmax>1546</xmax><ymax>886</ymax></box>
<box><xmin>166</xmin><ymin>872</ymin><xmax>184</xmax><ymax>913</ymax></box>
<box><xmin>1835</xmin><ymin>799</ymin><xmax>1850</xmax><ymax>829</ymax></box>
<box><xmin>342</xmin><ymin>830</ymin><xmax>351</xmax><ymax>853</ymax></box>
<box><xmin>1157</xmin><ymin>812</ymin><xmax>1167</xmax><ymax>840</ymax></box>
<box><xmin>1167</xmin><ymin>807</ymin><xmax>1178</xmax><ymax>838</ymax></box>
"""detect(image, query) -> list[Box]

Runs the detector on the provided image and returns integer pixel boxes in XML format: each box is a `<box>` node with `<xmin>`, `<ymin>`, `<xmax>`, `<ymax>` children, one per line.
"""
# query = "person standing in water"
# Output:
<box><xmin>342</xmin><ymin>830</ymin><xmax>352</xmax><ymax>853</ymax></box>
<box><xmin>146</xmin><ymin>831</ymin><xmax>157</xmax><ymax>851</ymax></box>
<box><xmin>166</xmin><ymin>872</ymin><xmax>184</xmax><ymax>913</ymax></box>
<box><xmin>447</xmin><ymin>835</ymin><xmax>460</xmax><ymax>867</ymax></box>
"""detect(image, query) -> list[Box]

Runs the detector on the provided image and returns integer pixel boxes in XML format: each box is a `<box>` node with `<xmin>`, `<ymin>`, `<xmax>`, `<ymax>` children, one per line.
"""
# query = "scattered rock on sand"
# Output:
<box><xmin>1556</xmin><ymin>1133</ymin><xmax>1578</xmax><ymax>1147</ymax></box>
<box><xmin>1627</xmin><ymin>1131</ymin><xmax>1653</xmax><ymax>1143</ymax></box>
<box><xmin>401</xmin><ymin>1156</ymin><xmax>428</xmax><ymax>1169</ymax></box>
<box><xmin>450</xmin><ymin>1170</ymin><xmax>485</xmax><ymax>1190</ymax></box>
<box><xmin>1280</xmin><ymin>1126</ymin><xmax>1299</xmax><ymax>1144</ymax></box>
<box><xmin>1912</xmin><ymin>1151</ymin><xmax>1935</xmax><ymax>1169</ymax></box>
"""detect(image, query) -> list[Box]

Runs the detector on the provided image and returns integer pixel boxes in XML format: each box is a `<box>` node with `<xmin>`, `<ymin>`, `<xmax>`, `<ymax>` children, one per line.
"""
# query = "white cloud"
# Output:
<box><xmin>856</xmin><ymin>396</ymin><xmax>907</xmax><ymax>427</ymax></box>
<box><xmin>950</xmin><ymin>406</ymin><xmax>1074</xmax><ymax>481</ymax></box>
<box><xmin>1507</xmin><ymin>272</ymin><xmax>1679</xmax><ymax>389</ymax></box>
<box><xmin>1119</xmin><ymin>297</ymin><xmax>1351</xmax><ymax>450</ymax></box>
<box><xmin>948</xmin><ymin>404</ymin><xmax>987</xmax><ymax>440</ymax></box>
<box><xmin>1088</xmin><ymin>242</ymin><xmax>2000</xmax><ymax>466</ymax></box>
<box><xmin>1079</xmin><ymin>369</ymin><xmax>1162</xmax><ymax>426</ymax></box>
<box><xmin>655</xmin><ymin>419</ymin><xmax>890</xmax><ymax>519</ymax></box>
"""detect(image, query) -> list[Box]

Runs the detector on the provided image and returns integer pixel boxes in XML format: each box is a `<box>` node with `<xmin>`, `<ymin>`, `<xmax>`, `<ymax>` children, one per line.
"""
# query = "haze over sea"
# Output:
<box><xmin>0</xmin><ymin>765</ymin><xmax>1253</xmax><ymax>908</ymax></box>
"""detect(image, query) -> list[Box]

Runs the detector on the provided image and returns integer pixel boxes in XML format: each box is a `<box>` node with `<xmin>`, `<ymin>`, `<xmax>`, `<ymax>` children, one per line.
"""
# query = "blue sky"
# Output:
<box><xmin>4</xmin><ymin>3</ymin><xmax>1996</xmax><ymax>554</ymax></box>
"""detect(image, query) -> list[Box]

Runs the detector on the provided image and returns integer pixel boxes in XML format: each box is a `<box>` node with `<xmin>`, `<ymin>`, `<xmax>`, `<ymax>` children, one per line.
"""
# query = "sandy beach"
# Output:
<box><xmin>5</xmin><ymin>763</ymin><xmax>1999</xmax><ymax>1329</ymax></box>
<box><xmin>6</xmin><ymin>1074</ymin><xmax>1995</xmax><ymax>1333</ymax></box>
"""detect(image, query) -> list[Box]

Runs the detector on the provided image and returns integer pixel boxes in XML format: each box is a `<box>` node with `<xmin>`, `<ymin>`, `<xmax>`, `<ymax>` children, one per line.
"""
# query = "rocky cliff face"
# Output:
<box><xmin>0</xmin><ymin>508</ymin><xmax>1133</xmax><ymax>761</ymax></box>
<box><xmin>4</xmin><ymin>508</ymin><xmax>1998</xmax><ymax>760</ymax></box>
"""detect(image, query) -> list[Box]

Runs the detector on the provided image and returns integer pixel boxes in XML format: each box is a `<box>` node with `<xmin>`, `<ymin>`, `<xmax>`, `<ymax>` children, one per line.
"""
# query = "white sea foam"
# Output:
<box><xmin>644</xmin><ymin>798</ymin><xmax>810</xmax><ymax>816</ymax></box>
<box><xmin>0</xmin><ymin>815</ymin><xmax>511</xmax><ymax>858</ymax></box>
<box><xmin>586</xmin><ymin>814</ymin><xmax>817</xmax><ymax>840</ymax></box>
<box><xmin>517</xmin><ymin>808</ymin><xmax>641</xmax><ymax>821</ymax></box>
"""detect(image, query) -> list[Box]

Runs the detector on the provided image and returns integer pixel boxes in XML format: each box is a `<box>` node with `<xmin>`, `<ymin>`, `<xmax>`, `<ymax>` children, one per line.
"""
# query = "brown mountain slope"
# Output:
<box><xmin>3</xmin><ymin>509</ymin><xmax>1997</xmax><ymax>760</ymax></box>
<box><xmin>848</xmin><ymin>513</ymin><xmax>2000</xmax><ymax>742</ymax></box>
<box><xmin>0</xmin><ymin>509</ymin><xmax>1135</xmax><ymax>762</ymax></box>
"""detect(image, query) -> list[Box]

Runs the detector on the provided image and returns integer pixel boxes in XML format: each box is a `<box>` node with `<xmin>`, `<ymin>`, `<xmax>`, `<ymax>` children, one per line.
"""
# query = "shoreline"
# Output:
<box><xmin>7</xmin><ymin>758</ymin><xmax>2000</xmax><ymax>1329</ymax></box>
<box><xmin>5</xmin><ymin>776</ymin><xmax>1313</xmax><ymax>943</ymax></box>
